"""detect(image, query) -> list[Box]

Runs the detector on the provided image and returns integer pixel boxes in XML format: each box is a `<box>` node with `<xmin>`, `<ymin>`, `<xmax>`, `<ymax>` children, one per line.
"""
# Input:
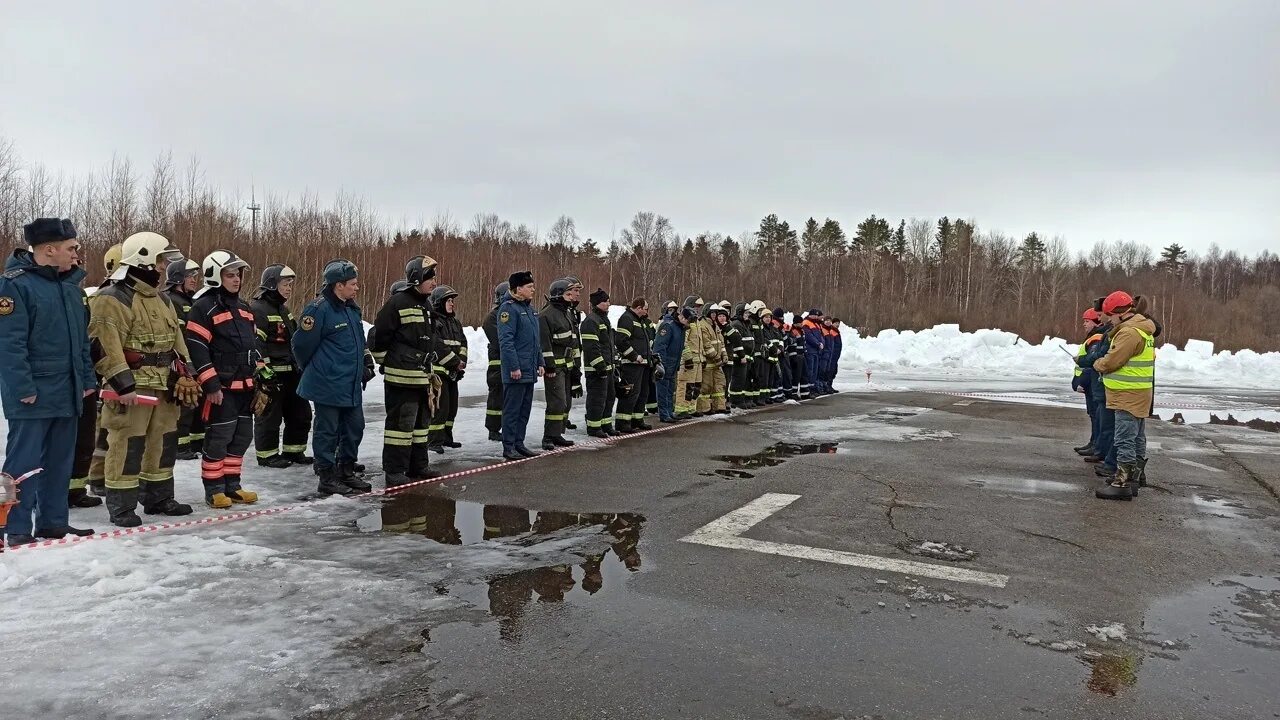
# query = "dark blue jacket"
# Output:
<box><xmin>801</xmin><ymin>319</ymin><xmax>825</xmax><ymax>356</ymax></box>
<box><xmin>293</xmin><ymin>288</ymin><xmax>367</xmax><ymax>408</ymax></box>
<box><xmin>653</xmin><ymin>316</ymin><xmax>686</xmax><ymax>371</ymax></box>
<box><xmin>0</xmin><ymin>249</ymin><xmax>95</xmax><ymax>419</ymax></box>
<box><xmin>829</xmin><ymin>329</ymin><xmax>843</xmax><ymax>372</ymax></box>
<box><xmin>1077</xmin><ymin>324</ymin><xmax>1112</xmax><ymax>403</ymax></box>
<box><xmin>496</xmin><ymin>294</ymin><xmax>543</xmax><ymax>384</ymax></box>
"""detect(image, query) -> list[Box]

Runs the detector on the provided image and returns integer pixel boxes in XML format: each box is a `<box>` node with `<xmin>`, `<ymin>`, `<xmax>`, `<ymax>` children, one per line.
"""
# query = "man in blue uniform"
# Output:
<box><xmin>652</xmin><ymin>306</ymin><xmax>692</xmax><ymax>423</ymax></box>
<box><xmin>0</xmin><ymin>218</ymin><xmax>98</xmax><ymax>546</ymax></box>
<box><xmin>292</xmin><ymin>260</ymin><xmax>376</xmax><ymax>496</ymax></box>
<box><xmin>496</xmin><ymin>271</ymin><xmax>544</xmax><ymax>461</ymax></box>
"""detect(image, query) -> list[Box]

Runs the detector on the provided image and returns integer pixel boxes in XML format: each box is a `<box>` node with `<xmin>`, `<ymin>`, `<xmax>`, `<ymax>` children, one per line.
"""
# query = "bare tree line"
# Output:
<box><xmin>2</xmin><ymin>139</ymin><xmax>1277</xmax><ymax>350</ymax></box>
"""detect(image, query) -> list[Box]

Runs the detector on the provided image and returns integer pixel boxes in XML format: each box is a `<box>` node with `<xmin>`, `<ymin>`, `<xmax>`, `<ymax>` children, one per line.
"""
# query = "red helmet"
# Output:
<box><xmin>1101</xmin><ymin>291</ymin><xmax>1134</xmax><ymax>314</ymax></box>
<box><xmin>1082</xmin><ymin>308</ymin><xmax>1100</xmax><ymax>322</ymax></box>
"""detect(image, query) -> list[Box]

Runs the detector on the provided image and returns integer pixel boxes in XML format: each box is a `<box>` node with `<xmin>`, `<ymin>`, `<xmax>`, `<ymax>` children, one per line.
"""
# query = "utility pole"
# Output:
<box><xmin>246</xmin><ymin>185</ymin><xmax>261</xmax><ymax>243</ymax></box>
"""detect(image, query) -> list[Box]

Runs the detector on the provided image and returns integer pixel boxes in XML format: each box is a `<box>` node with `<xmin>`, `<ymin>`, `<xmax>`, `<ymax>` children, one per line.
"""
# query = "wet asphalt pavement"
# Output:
<box><xmin>318</xmin><ymin>391</ymin><xmax>1280</xmax><ymax>720</ymax></box>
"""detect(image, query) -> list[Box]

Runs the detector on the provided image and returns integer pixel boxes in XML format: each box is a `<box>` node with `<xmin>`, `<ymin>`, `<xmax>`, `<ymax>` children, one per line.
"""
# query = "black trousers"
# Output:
<box><xmin>542</xmin><ymin>362</ymin><xmax>571</xmax><ymax>440</ymax></box>
<box><xmin>789</xmin><ymin>355</ymin><xmax>806</xmax><ymax>396</ymax></box>
<box><xmin>615</xmin><ymin>364</ymin><xmax>647</xmax><ymax>428</ymax></box>
<box><xmin>644</xmin><ymin>366</ymin><xmax>657</xmax><ymax>416</ymax></box>
<box><xmin>752</xmin><ymin>356</ymin><xmax>769</xmax><ymax>400</ymax></box>
<box><xmin>177</xmin><ymin>402</ymin><xmax>205</xmax><ymax>451</ymax></box>
<box><xmin>585</xmin><ymin>371</ymin><xmax>617</xmax><ymax>431</ymax></box>
<box><xmin>253</xmin><ymin>372</ymin><xmax>313</xmax><ymax>459</ymax></box>
<box><xmin>201</xmin><ymin>390</ymin><xmax>254</xmax><ymax>493</ymax></box>
<box><xmin>384</xmin><ymin>384</ymin><xmax>431</xmax><ymax>476</ymax></box>
<box><xmin>429</xmin><ymin>377</ymin><xmax>460</xmax><ymax>445</ymax></box>
<box><xmin>71</xmin><ymin>393</ymin><xmax>98</xmax><ymax>487</ymax></box>
<box><xmin>729</xmin><ymin>361</ymin><xmax>751</xmax><ymax>405</ymax></box>
<box><xmin>485</xmin><ymin>364</ymin><xmax>504</xmax><ymax>433</ymax></box>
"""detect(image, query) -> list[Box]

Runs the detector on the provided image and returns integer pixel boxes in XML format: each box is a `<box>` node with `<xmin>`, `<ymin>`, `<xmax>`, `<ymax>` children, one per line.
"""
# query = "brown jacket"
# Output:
<box><xmin>1093</xmin><ymin>313</ymin><xmax>1157</xmax><ymax>418</ymax></box>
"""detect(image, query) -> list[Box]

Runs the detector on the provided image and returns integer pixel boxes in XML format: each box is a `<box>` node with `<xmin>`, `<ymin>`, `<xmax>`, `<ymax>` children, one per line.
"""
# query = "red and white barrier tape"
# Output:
<box><xmin>10</xmin><ymin>396</ymin><xmax>808</xmax><ymax>552</ymax></box>
<box><xmin>931</xmin><ymin>390</ymin><xmax>1260</xmax><ymax>411</ymax></box>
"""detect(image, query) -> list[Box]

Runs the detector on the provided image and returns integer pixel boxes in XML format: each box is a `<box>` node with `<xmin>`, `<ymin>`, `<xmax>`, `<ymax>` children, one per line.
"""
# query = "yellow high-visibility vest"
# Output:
<box><xmin>1103</xmin><ymin>328</ymin><xmax>1154</xmax><ymax>390</ymax></box>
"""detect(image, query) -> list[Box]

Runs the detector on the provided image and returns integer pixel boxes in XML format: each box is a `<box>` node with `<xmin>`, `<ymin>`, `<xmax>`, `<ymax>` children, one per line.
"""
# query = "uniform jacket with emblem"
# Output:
<box><xmin>0</xmin><ymin>248</ymin><xmax>96</xmax><ymax>419</ymax></box>
<box><xmin>292</xmin><ymin>287</ymin><xmax>367</xmax><ymax>408</ymax></box>
<box><xmin>496</xmin><ymin>293</ymin><xmax>543</xmax><ymax>383</ymax></box>
<box><xmin>653</xmin><ymin>316</ymin><xmax>686</xmax><ymax>372</ymax></box>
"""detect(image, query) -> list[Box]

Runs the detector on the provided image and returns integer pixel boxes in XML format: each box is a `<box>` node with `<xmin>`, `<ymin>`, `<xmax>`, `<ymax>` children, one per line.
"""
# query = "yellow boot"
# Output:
<box><xmin>206</xmin><ymin>492</ymin><xmax>233</xmax><ymax>510</ymax></box>
<box><xmin>226</xmin><ymin>487</ymin><xmax>258</xmax><ymax>504</ymax></box>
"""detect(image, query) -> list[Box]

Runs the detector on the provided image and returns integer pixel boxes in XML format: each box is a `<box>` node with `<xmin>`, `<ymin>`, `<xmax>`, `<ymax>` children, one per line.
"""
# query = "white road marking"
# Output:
<box><xmin>953</xmin><ymin>400</ymin><xmax>974</xmax><ymax>406</ymax></box>
<box><xmin>1172</xmin><ymin>458</ymin><xmax>1224</xmax><ymax>474</ymax></box>
<box><xmin>680</xmin><ymin>493</ymin><xmax>1010</xmax><ymax>588</ymax></box>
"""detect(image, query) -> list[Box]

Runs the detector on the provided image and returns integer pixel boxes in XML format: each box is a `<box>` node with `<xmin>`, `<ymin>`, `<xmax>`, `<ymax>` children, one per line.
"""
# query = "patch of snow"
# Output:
<box><xmin>1085</xmin><ymin>622</ymin><xmax>1129</xmax><ymax>642</ymax></box>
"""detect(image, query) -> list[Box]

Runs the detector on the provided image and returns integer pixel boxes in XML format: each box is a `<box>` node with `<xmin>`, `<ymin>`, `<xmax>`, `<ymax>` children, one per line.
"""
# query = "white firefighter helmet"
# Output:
<box><xmin>201</xmin><ymin>250</ymin><xmax>250</xmax><ymax>289</ymax></box>
<box><xmin>102</xmin><ymin>243</ymin><xmax>124</xmax><ymax>275</ymax></box>
<box><xmin>119</xmin><ymin>232</ymin><xmax>182</xmax><ymax>272</ymax></box>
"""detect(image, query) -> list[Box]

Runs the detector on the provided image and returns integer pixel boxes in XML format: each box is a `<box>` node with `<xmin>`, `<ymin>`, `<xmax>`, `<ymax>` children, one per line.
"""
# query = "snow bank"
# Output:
<box><xmin>455</xmin><ymin>309</ymin><xmax>1280</xmax><ymax>391</ymax></box>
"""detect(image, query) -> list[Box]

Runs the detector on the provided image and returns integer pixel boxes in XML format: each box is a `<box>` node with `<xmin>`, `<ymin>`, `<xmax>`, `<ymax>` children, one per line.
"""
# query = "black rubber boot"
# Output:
<box><xmin>258</xmin><ymin>455</ymin><xmax>292</xmax><ymax>469</ymax></box>
<box><xmin>106</xmin><ymin>487</ymin><xmax>143</xmax><ymax>527</ymax></box>
<box><xmin>5</xmin><ymin>534</ymin><xmax>36</xmax><ymax>547</ymax></box>
<box><xmin>1096</xmin><ymin>464</ymin><xmax>1136</xmax><ymax>501</ymax></box>
<box><xmin>488</xmin><ymin>431</ymin><xmax>502</xmax><ymax>442</ymax></box>
<box><xmin>443</xmin><ymin>441</ymin><xmax>462</xmax><ymax>449</ymax></box>
<box><xmin>428</xmin><ymin>443</ymin><xmax>446</xmax><ymax>454</ymax></box>
<box><xmin>317</xmin><ymin>467</ymin><xmax>357</xmax><ymax>496</ymax></box>
<box><xmin>142</xmin><ymin>479</ymin><xmax>193</xmax><ymax>516</ymax></box>
<box><xmin>283</xmin><ymin>452</ymin><xmax>314</xmax><ymax>465</ymax></box>
<box><xmin>564</xmin><ymin>420</ymin><xmax>578</xmax><ymax>430</ymax></box>
<box><xmin>383</xmin><ymin>472</ymin><xmax>411</xmax><ymax>488</ymax></box>
<box><xmin>68</xmin><ymin>487</ymin><xmax>103</xmax><ymax>508</ymax></box>
<box><xmin>339</xmin><ymin>464</ymin><xmax>372</xmax><ymax>492</ymax></box>
<box><xmin>34</xmin><ymin>525</ymin><xmax>95</xmax><ymax>538</ymax></box>
<box><xmin>175</xmin><ymin>448</ymin><xmax>199</xmax><ymax>461</ymax></box>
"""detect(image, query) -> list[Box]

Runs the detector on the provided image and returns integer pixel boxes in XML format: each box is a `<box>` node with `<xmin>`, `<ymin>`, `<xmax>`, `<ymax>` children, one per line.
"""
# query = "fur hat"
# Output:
<box><xmin>323</xmin><ymin>259</ymin><xmax>358</xmax><ymax>286</ymax></box>
<box><xmin>508</xmin><ymin>270</ymin><xmax>534</xmax><ymax>289</ymax></box>
<box><xmin>24</xmin><ymin>218</ymin><xmax>77</xmax><ymax>246</ymax></box>
<box><xmin>590</xmin><ymin>287</ymin><xmax>610</xmax><ymax>306</ymax></box>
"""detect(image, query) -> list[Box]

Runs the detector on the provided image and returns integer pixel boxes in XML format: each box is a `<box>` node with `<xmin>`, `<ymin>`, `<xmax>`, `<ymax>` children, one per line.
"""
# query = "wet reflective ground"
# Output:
<box><xmin>333</xmin><ymin>390</ymin><xmax>1280</xmax><ymax>720</ymax></box>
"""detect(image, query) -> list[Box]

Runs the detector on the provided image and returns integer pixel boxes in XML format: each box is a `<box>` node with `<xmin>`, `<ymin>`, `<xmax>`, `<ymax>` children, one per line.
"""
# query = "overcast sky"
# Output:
<box><xmin>2</xmin><ymin>1</ymin><xmax>1276</xmax><ymax>255</ymax></box>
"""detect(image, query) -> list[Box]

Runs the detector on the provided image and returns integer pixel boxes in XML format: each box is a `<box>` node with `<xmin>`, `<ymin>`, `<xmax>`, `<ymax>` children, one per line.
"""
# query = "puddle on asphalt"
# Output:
<box><xmin>967</xmin><ymin>477</ymin><xmax>1078</xmax><ymax>494</ymax></box>
<box><xmin>1082</xmin><ymin>652</ymin><xmax>1141</xmax><ymax>696</ymax></box>
<box><xmin>360</xmin><ymin>490</ymin><xmax>645</xmax><ymax>549</ymax></box>
<box><xmin>1192</xmin><ymin>494</ymin><xmax>1253</xmax><ymax>519</ymax></box>
<box><xmin>1158</xmin><ymin>410</ymin><xmax>1280</xmax><ymax>433</ymax></box>
<box><xmin>708</xmin><ymin>442</ymin><xmax>846</xmax><ymax>479</ymax></box>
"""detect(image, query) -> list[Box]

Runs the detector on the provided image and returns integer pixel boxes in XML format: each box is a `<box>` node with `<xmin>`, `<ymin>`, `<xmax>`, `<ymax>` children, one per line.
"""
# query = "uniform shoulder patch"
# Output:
<box><xmin>0</xmin><ymin>296</ymin><xmax>14</xmax><ymax>316</ymax></box>
<box><xmin>658</xmin><ymin>327</ymin><xmax>668</xmax><ymax>336</ymax></box>
<box><xmin>300</xmin><ymin>315</ymin><xmax>316</xmax><ymax>331</ymax></box>
<box><xmin>499</xmin><ymin>311</ymin><xmax>511</xmax><ymax>323</ymax></box>
<box><xmin>2</xmin><ymin>269</ymin><xmax>24</xmax><ymax>280</ymax></box>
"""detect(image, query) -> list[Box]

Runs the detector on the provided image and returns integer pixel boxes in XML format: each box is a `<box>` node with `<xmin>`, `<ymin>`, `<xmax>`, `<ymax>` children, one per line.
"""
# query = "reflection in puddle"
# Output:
<box><xmin>1158</xmin><ymin>410</ymin><xmax>1280</xmax><ymax>433</ymax></box>
<box><xmin>363</xmin><ymin>491</ymin><xmax>644</xmax><ymax>548</ymax></box>
<box><xmin>716</xmin><ymin>442</ymin><xmax>843</xmax><ymax>471</ymax></box>
<box><xmin>1083</xmin><ymin>652</ymin><xmax>1141</xmax><ymax>696</ymax></box>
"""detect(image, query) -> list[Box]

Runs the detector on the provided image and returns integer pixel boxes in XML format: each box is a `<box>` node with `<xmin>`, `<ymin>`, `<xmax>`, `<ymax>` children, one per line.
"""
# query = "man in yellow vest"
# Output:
<box><xmin>1092</xmin><ymin>290</ymin><xmax>1156</xmax><ymax>500</ymax></box>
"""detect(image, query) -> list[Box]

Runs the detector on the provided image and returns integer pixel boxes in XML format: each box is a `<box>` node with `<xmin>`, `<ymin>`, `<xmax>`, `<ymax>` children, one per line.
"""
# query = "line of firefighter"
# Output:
<box><xmin>482</xmin><ymin>276</ymin><xmax>845</xmax><ymax>461</ymax></box>
<box><xmin>2</xmin><ymin>223</ymin><xmax>846</xmax><ymax>546</ymax></box>
<box><xmin>1071</xmin><ymin>290</ymin><xmax>1159</xmax><ymax>501</ymax></box>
